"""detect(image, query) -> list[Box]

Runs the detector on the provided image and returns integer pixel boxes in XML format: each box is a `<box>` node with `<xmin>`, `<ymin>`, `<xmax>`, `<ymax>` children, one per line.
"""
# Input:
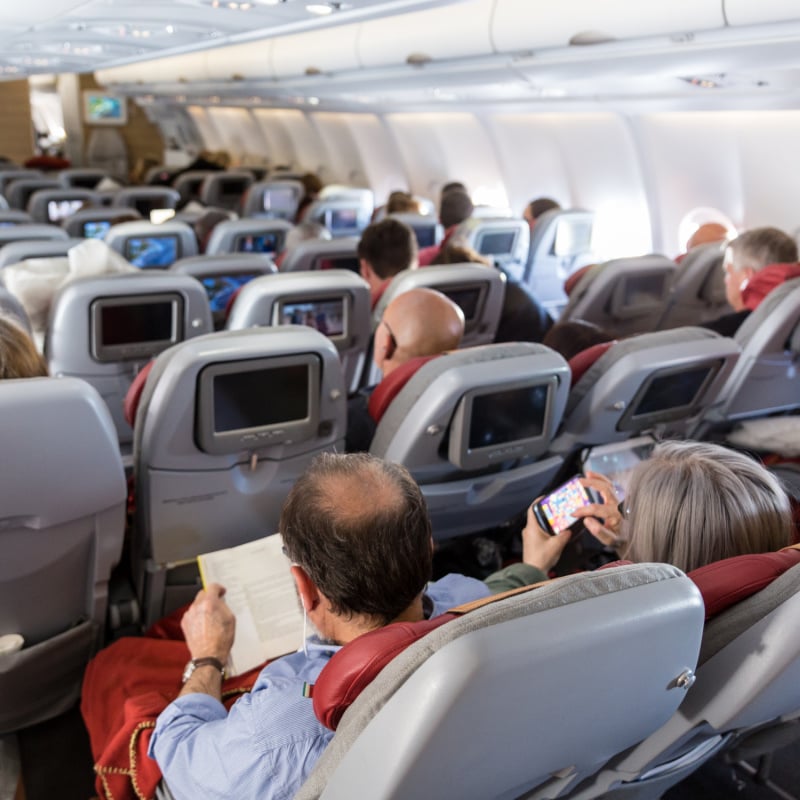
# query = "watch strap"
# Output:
<box><xmin>183</xmin><ymin>656</ymin><xmax>226</xmax><ymax>683</ymax></box>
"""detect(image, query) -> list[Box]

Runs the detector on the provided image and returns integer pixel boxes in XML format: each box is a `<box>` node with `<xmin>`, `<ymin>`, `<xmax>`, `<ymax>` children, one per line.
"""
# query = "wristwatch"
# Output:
<box><xmin>182</xmin><ymin>656</ymin><xmax>227</xmax><ymax>684</ymax></box>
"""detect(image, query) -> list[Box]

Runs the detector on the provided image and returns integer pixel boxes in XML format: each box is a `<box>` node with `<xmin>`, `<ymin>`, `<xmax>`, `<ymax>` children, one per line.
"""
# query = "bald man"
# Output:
<box><xmin>686</xmin><ymin>222</ymin><xmax>730</xmax><ymax>251</ymax></box>
<box><xmin>345</xmin><ymin>288</ymin><xmax>465</xmax><ymax>452</ymax></box>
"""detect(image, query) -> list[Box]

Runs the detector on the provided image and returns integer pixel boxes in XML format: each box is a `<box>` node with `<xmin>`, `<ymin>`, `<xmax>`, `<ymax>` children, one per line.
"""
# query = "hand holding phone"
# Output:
<box><xmin>532</xmin><ymin>477</ymin><xmax>602</xmax><ymax>535</ymax></box>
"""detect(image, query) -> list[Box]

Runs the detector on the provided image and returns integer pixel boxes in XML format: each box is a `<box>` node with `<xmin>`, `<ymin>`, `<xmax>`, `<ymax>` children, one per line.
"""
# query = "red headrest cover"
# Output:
<box><xmin>123</xmin><ymin>360</ymin><xmax>155</xmax><ymax>428</ymax></box>
<box><xmin>568</xmin><ymin>340</ymin><xmax>615</xmax><ymax>386</ymax></box>
<box><xmin>367</xmin><ymin>354</ymin><xmax>439</xmax><ymax>423</ymax></box>
<box><xmin>688</xmin><ymin>548</ymin><xmax>800</xmax><ymax>620</ymax></box>
<box><xmin>313</xmin><ymin>613</ymin><xmax>455</xmax><ymax>731</ymax></box>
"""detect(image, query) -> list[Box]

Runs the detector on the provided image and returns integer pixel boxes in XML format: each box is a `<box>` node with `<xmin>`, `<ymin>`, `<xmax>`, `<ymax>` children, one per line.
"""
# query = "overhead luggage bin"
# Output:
<box><xmin>206</xmin><ymin>38</ymin><xmax>276</xmax><ymax>82</ymax></box>
<box><xmin>724</xmin><ymin>0</ymin><xmax>800</xmax><ymax>27</ymax></box>
<box><xmin>272</xmin><ymin>25</ymin><xmax>360</xmax><ymax>79</ymax></box>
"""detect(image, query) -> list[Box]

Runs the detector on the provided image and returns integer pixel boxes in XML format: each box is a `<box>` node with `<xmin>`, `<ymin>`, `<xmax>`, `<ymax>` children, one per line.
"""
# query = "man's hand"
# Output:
<box><xmin>521</xmin><ymin>503</ymin><xmax>572</xmax><ymax>574</ymax></box>
<box><xmin>181</xmin><ymin>583</ymin><xmax>236</xmax><ymax>663</ymax></box>
<box><xmin>572</xmin><ymin>471</ymin><xmax>625</xmax><ymax>549</ymax></box>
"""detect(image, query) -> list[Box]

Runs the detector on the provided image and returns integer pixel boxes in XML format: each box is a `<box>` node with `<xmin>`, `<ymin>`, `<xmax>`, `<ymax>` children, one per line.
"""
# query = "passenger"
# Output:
<box><xmin>0</xmin><ymin>316</ymin><xmax>48</xmax><ymax>379</ymax></box>
<box><xmin>274</xmin><ymin>220</ymin><xmax>331</xmax><ymax>270</ymax></box>
<box><xmin>357</xmin><ymin>217</ymin><xmax>418</xmax><ymax>308</ymax></box>
<box><xmin>542</xmin><ymin>319</ymin><xmax>614</xmax><ymax>361</ymax></box>
<box><xmin>505</xmin><ymin>440</ymin><xmax>794</xmax><ymax>586</ymax></box>
<box><xmin>701</xmin><ymin>226</ymin><xmax>799</xmax><ymax>336</ymax></box>
<box><xmin>432</xmin><ymin>243</ymin><xmax>554</xmax><ymax>344</ymax></box>
<box><xmin>418</xmin><ymin>188</ymin><xmax>474</xmax><ymax>266</ymax></box>
<box><xmin>86</xmin><ymin>453</ymin><xmax>541</xmax><ymax>800</ymax></box>
<box><xmin>192</xmin><ymin>208</ymin><xmax>234</xmax><ymax>253</ymax></box>
<box><xmin>523</xmin><ymin>197</ymin><xmax>561</xmax><ymax>230</ymax></box>
<box><xmin>385</xmin><ymin>190</ymin><xmax>422</xmax><ymax>215</ymax></box>
<box><xmin>294</xmin><ymin>172</ymin><xmax>324</xmax><ymax>223</ymax></box>
<box><xmin>685</xmin><ymin>222</ymin><xmax>731</xmax><ymax>252</ymax></box>
<box><xmin>345</xmin><ymin>287</ymin><xmax>464</xmax><ymax>452</ymax></box>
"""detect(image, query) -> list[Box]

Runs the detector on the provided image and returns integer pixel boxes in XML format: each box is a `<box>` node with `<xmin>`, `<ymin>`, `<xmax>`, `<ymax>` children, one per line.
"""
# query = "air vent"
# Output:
<box><xmin>569</xmin><ymin>30</ymin><xmax>617</xmax><ymax>46</ymax></box>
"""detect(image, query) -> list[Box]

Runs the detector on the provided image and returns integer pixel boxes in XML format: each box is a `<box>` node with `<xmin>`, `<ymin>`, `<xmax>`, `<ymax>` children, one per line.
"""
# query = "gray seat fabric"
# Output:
<box><xmin>0</xmin><ymin>224</ymin><xmax>69</xmax><ymax>248</ymax></box>
<box><xmin>198</xmin><ymin>170</ymin><xmax>254</xmax><ymax>211</ymax></box>
<box><xmin>26</xmin><ymin>188</ymin><xmax>101</xmax><ymax>224</ymax></box>
<box><xmin>58</xmin><ymin>168</ymin><xmax>109</xmax><ymax>189</ymax></box>
<box><xmin>0</xmin><ymin>377</ymin><xmax>126</xmax><ymax>733</ymax></box>
<box><xmin>387</xmin><ymin>212</ymin><xmax>442</xmax><ymax>251</ymax></box>
<box><xmin>280</xmin><ymin>237</ymin><xmax>360</xmax><ymax>273</ymax></box>
<box><xmin>171</xmin><ymin>170</ymin><xmax>216</xmax><ymax>205</ymax></box>
<box><xmin>457</xmin><ymin>216</ymin><xmax>530</xmax><ymax>282</ymax></box>
<box><xmin>554</xmin><ymin>327</ymin><xmax>740</xmax><ymax>453</ymax></box>
<box><xmin>303</xmin><ymin>198</ymin><xmax>372</xmax><ymax>238</ymax></box>
<box><xmin>565</xmin><ymin>561</ymin><xmax>800</xmax><ymax>800</ymax></box>
<box><xmin>6</xmin><ymin>179</ymin><xmax>61</xmax><ymax>211</ymax></box>
<box><xmin>204</xmin><ymin>218</ymin><xmax>293</xmax><ymax>256</ymax></box>
<box><xmin>0</xmin><ymin>238</ymin><xmax>83</xmax><ymax>268</ymax></box>
<box><xmin>296</xmin><ymin>563</ymin><xmax>704</xmax><ymax>800</ymax></box>
<box><xmin>132</xmin><ymin>326</ymin><xmax>346</xmax><ymax>624</ymax></box>
<box><xmin>111</xmin><ymin>186</ymin><xmax>181</xmax><ymax>214</ymax></box>
<box><xmin>62</xmin><ymin>207</ymin><xmax>142</xmax><ymax>239</ymax></box>
<box><xmin>241</xmin><ymin>179</ymin><xmax>304</xmax><ymax>220</ymax></box>
<box><xmin>561</xmin><ymin>255</ymin><xmax>679</xmax><ymax>336</ymax></box>
<box><xmin>371</xmin><ymin>342</ymin><xmax>570</xmax><ymax>539</ymax></box>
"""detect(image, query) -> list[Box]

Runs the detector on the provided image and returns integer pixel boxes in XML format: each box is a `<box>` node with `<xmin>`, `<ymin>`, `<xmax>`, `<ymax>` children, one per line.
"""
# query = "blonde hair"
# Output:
<box><xmin>0</xmin><ymin>316</ymin><xmax>48</xmax><ymax>380</ymax></box>
<box><xmin>623</xmin><ymin>441</ymin><xmax>792</xmax><ymax>573</ymax></box>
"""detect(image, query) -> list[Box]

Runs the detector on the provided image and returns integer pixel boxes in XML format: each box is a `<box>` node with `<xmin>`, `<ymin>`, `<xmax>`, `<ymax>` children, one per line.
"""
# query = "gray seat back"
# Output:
<box><xmin>0</xmin><ymin>170</ymin><xmax>41</xmax><ymax>197</ymax></box>
<box><xmin>0</xmin><ymin>210</ymin><xmax>34</xmax><ymax>226</ymax></box>
<box><xmin>525</xmin><ymin>208</ymin><xmax>596</xmax><ymax>317</ymax></box>
<box><xmin>198</xmin><ymin>170</ymin><xmax>254</xmax><ymax>211</ymax></box>
<box><xmin>133</xmin><ymin>326</ymin><xmax>346</xmax><ymax>624</ymax></box>
<box><xmin>0</xmin><ymin>224</ymin><xmax>69</xmax><ymax>247</ymax></box>
<box><xmin>227</xmin><ymin>270</ymin><xmax>371</xmax><ymax>394</ymax></box>
<box><xmin>104</xmin><ymin>220</ymin><xmax>198</xmax><ymax>268</ymax></box>
<box><xmin>657</xmin><ymin>242</ymin><xmax>730</xmax><ymax>330</ymax></box>
<box><xmin>0</xmin><ymin>377</ymin><xmax>126</xmax><ymax>733</ymax></box>
<box><xmin>172</xmin><ymin>170</ymin><xmax>216</xmax><ymax>205</ymax></box>
<box><xmin>111</xmin><ymin>186</ymin><xmax>181</xmax><ymax>217</ymax></box>
<box><xmin>561</xmin><ymin>255</ymin><xmax>679</xmax><ymax>336</ymax></box>
<box><xmin>457</xmin><ymin>216</ymin><xmax>531</xmax><ymax>282</ymax></box>
<box><xmin>204</xmin><ymin>218</ymin><xmax>293</xmax><ymax>256</ymax></box>
<box><xmin>371</xmin><ymin>342</ymin><xmax>570</xmax><ymax>539</ymax></box>
<box><xmin>6</xmin><ymin>179</ymin><xmax>61</xmax><ymax>210</ymax></box>
<box><xmin>297</xmin><ymin>563</ymin><xmax>704</xmax><ymax>800</ymax></box>
<box><xmin>554</xmin><ymin>327</ymin><xmax>740</xmax><ymax>453</ymax></box>
<box><xmin>0</xmin><ymin>285</ymin><xmax>32</xmax><ymax>332</ymax></box>
<box><xmin>280</xmin><ymin>237</ymin><xmax>361</xmax><ymax>273</ymax></box>
<box><xmin>304</xmin><ymin>198</ymin><xmax>371</xmax><ymax>238</ymax></box>
<box><xmin>387</xmin><ymin>212</ymin><xmax>442</xmax><ymax>250</ymax></box>
<box><xmin>58</xmin><ymin>168</ymin><xmax>109</xmax><ymax>189</ymax></box>
<box><xmin>62</xmin><ymin>207</ymin><xmax>142</xmax><ymax>239</ymax></box>
<box><xmin>373</xmin><ymin>263</ymin><xmax>506</xmax><ymax>347</ymax></box>
<box><xmin>0</xmin><ymin>237</ymin><xmax>83</xmax><ymax>268</ymax></box>
<box><xmin>27</xmin><ymin>188</ymin><xmax>101</xmax><ymax>224</ymax></box>
<box><xmin>241</xmin><ymin>179</ymin><xmax>305</xmax><ymax>219</ymax></box>
<box><xmin>45</xmin><ymin>271</ymin><xmax>213</xmax><ymax>445</ymax></box>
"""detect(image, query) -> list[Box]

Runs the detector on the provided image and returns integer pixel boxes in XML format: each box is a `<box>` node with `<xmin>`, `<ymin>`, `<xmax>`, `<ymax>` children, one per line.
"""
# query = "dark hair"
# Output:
<box><xmin>542</xmin><ymin>319</ymin><xmax>613</xmax><ymax>361</ymax></box>
<box><xmin>441</xmin><ymin>181</ymin><xmax>467</xmax><ymax>197</ymax></box>
<box><xmin>431</xmin><ymin>243</ymin><xmax>491</xmax><ymax>267</ymax></box>
<box><xmin>280</xmin><ymin>453</ymin><xmax>433</xmax><ymax>626</ymax></box>
<box><xmin>0</xmin><ymin>316</ymin><xmax>48</xmax><ymax>379</ymax></box>
<box><xmin>526</xmin><ymin>197</ymin><xmax>560</xmax><ymax>220</ymax></box>
<box><xmin>439</xmin><ymin>189</ymin><xmax>473</xmax><ymax>229</ymax></box>
<box><xmin>357</xmin><ymin>218</ymin><xmax>418</xmax><ymax>279</ymax></box>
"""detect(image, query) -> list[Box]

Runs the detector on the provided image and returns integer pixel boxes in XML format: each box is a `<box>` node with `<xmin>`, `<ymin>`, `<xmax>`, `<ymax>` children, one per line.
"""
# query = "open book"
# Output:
<box><xmin>197</xmin><ymin>534</ymin><xmax>305</xmax><ymax>677</ymax></box>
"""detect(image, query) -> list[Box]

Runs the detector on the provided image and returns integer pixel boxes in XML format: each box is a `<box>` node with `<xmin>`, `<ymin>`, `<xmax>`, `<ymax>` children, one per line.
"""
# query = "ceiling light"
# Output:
<box><xmin>308</xmin><ymin>96</ymin><xmax>320</xmax><ymax>105</ymax></box>
<box><xmin>306</xmin><ymin>4</ymin><xmax>334</xmax><ymax>15</ymax></box>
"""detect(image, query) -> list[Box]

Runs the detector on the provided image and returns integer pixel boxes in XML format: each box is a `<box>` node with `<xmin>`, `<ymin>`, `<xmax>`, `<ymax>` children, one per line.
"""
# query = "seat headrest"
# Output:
<box><xmin>568</xmin><ymin>340</ymin><xmax>615</xmax><ymax>385</ymax></box>
<box><xmin>689</xmin><ymin>546</ymin><xmax>800</xmax><ymax>620</ymax></box>
<box><xmin>367</xmin><ymin>354</ymin><xmax>439</xmax><ymax>423</ymax></box>
<box><xmin>741</xmin><ymin>263</ymin><xmax>800</xmax><ymax>311</ymax></box>
<box><xmin>313</xmin><ymin>614</ymin><xmax>455</xmax><ymax>731</ymax></box>
<box><xmin>124</xmin><ymin>360</ymin><xmax>155</xmax><ymax>427</ymax></box>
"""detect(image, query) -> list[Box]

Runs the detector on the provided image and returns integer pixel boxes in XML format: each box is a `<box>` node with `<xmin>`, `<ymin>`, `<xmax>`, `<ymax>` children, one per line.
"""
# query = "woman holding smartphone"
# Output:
<box><xmin>489</xmin><ymin>440</ymin><xmax>793</xmax><ymax>590</ymax></box>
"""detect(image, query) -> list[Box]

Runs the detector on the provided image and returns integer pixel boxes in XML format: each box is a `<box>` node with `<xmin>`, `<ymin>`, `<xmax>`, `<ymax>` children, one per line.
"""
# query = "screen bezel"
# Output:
<box><xmin>234</xmin><ymin>231</ymin><xmax>283</xmax><ymax>254</ymax></box>
<box><xmin>82</xmin><ymin>91</ymin><xmax>128</xmax><ymax>126</ymax></box>
<box><xmin>441</xmin><ymin>282</ymin><xmax>488</xmax><ymax>334</ymax></box>
<box><xmin>90</xmin><ymin>292</ymin><xmax>183</xmax><ymax>363</ymax></box>
<box><xmin>195</xmin><ymin>353</ymin><xmax>321</xmax><ymax>455</ymax></box>
<box><xmin>476</xmin><ymin>228</ymin><xmax>518</xmax><ymax>257</ymax></box>
<box><xmin>124</xmin><ymin>234</ymin><xmax>181</xmax><ymax>268</ymax></box>
<box><xmin>273</xmin><ymin>293</ymin><xmax>350</xmax><ymax>345</ymax></box>
<box><xmin>447</xmin><ymin>375</ymin><xmax>556</xmax><ymax>470</ymax></box>
<box><xmin>617</xmin><ymin>361</ymin><xmax>723</xmax><ymax>432</ymax></box>
<box><xmin>324</xmin><ymin>207</ymin><xmax>361</xmax><ymax>233</ymax></box>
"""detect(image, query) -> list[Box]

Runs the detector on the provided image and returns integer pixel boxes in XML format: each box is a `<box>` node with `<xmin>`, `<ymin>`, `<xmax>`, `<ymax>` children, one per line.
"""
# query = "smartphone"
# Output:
<box><xmin>533</xmin><ymin>477</ymin><xmax>602</xmax><ymax>535</ymax></box>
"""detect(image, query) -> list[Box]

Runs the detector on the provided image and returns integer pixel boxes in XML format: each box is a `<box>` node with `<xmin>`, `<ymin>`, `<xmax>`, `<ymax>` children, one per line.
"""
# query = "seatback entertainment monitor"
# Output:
<box><xmin>477</xmin><ymin>230</ymin><xmax>517</xmax><ymax>256</ymax></box>
<box><xmin>195</xmin><ymin>353</ymin><xmax>321</xmax><ymax>455</ymax></box>
<box><xmin>47</xmin><ymin>199</ymin><xmax>84</xmax><ymax>223</ymax></box>
<box><xmin>90</xmin><ymin>293</ymin><xmax>183</xmax><ymax>362</ymax></box>
<box><xmin>124</xmin><ymin>235</ymin><xmax>180</xmax><ymax>268</ymax></box>
<box><xmin>201</xmin><ymin>273</ymin><xmax>260</xmax><ymax>314</ymax></box>
<box><xmin>274</xmin><ymin>295</ymin><xmax>348</xmax><ymax>343</ymax></box>
<box><xmin>234</xmin><ymin>232</ymin><xmax>282</xmax><ymax>254</ymax></box>
<box><xmin>83</xmin><ymin>220</ymin><xmax>112</xmax><ymax>239</ymax></box>
<box><xmin>442</xmin><ymin>284</ymin><xmax>487</xmax><ymax>332</ymax></box>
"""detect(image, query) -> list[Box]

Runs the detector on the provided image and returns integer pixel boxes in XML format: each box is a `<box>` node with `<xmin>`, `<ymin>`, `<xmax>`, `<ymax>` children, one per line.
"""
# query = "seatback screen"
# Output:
<box><xmin>443</xmin><ymin>287</ymin><xmax>482</xmax><ymax>322</ymax></box>
<box><xmin>318</xmin><ymin>256</ymin><xmax>360</xmax><ymax>273</ymax></box>
<box><xmin>478</xmin><ymin>231</ymin><xmax>516</xmax><ymax>256</ymax></box>
<box><xmin>467</xmin><ymin>384</ymin><xmax>548</xmax><ymax>450</ymax></box>
<box><xmin>554</xmin><ymin>218</ymin><xmax>593</xmax><ymax>256</ymax></box>
<box><xmin>99</xmin><ymin>301</ymin><xmax>174</xmax><ymax>347</ymax></box>
<box><xmin>202</xmin><ymin>273</ymin><xmax>260</xmax><ymax>313</ymax></box>
<box><xmin>263</xmin><ymin>188</ymin><xmax>296</xmax><ymax>215</ymax></box>
<box><xmin>83</xmin><ymin>220</ymin><xmax>111</xmax><ymax>239</ymax></box>
<box><xmin>631</xmin><ymin>367</ymin><xmax>712</xmax><ymax>418</ymax></box>
<box><xmin>47</xmin><ymin>199</ymin><xmax>84</xmax><ymax>223</ymax></box>
<box><xmin>329</xmin><ymin>208</ymin><xmax>358</xmax><ymax>233</ymax></box>
<box><xmin>124</xmin><ymin>235</ymin><xmax>179</xmax><ymax>268</ymax></box>
<box><xmin>413</xmin><ymin>226</ymin><xmax>437</xmax><ymax>248</ymax></box>
<box><xmin>279</xmin><ymin>298</ymin><xmax>345</xmax><ymax>338</ymax></box>
<box><xmin>623</xmin><ymin>273</ymin><xmax>667</xmax><ymax>306</ymax></box>
<box><xmin>235</xmin><ymin>232</ymin><xmax>280</xmax><ymax>254</ymax></box>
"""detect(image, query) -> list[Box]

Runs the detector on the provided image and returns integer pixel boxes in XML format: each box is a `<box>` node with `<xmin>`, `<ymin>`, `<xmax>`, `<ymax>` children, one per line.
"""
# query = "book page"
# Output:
<box><xmin>198</xmin><ymin>534</ymin><xmax>304</xmax><ymax>676</ymax></box>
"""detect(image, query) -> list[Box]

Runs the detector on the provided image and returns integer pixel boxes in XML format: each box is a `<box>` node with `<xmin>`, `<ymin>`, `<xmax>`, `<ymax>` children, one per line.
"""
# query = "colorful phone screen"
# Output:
<box><xmin>538</xmin><ymin>477</ymin><xmax>594</xmax><ymax>533</ymax></box>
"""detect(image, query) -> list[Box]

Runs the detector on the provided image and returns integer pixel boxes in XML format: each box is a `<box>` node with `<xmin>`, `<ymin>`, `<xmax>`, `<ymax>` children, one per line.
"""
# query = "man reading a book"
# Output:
<box><xmin>147</xmin><ymin>453</ymin><xmax>562</xmax><ymax>799</ymax></box>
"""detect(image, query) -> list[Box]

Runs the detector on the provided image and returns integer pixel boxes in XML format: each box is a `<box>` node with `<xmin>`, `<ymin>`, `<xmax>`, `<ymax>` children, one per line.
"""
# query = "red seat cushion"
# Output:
<box><xmin>688</xmin><ymin>547</ymin><xmax>800</xmax><ymax>620</ymax></box>
<box><xmin>568</xmin><ymin>341</ymin><xmax>615</xmax><ymax>386</ymax></box>
<box><xmin>123</xmin><ymin>360</ymin><xmax>155</xmax><ymax>428</ymax></box>
<box><xmin>367</xmin><ymin>354</ymin><xmax>439</xmax><ymax>423</ymax></box>
<box><xmin>313</xmin><ymin>613</ymin><xmax>456</xmax><ymax>731</ymax></box>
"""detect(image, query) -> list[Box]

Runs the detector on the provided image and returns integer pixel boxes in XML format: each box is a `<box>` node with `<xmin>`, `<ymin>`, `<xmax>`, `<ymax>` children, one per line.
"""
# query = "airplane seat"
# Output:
<box><xmin>294</xmin><ymin>563</ymin><xmax>704</xmax><ymax>800</ymax></box>
<box><xmin>568</xmin><ymin>340</ymin><xmax>616</xmax><ymax>385</ymax></box>
<box><xmin>85</xmin><ymin>128</ymin><xmax>128</xmax><ymax>182</ymax></box>
<box><xmin>0</xmin><ymin>237</ymin><xmax>84</xmax><ymax>268</ymax></box>
<box><xmin>552</xmin><ymin>327</ymin><xmax>741</xmax><ymax>454</ymax></box>
<box><xmin>45</xmin><ymin>271</ymin><xmax>213</xmax><ymax>447</ymax></box>
<box><xmin>171</xmin><ymin>252</ymin><xmax>277</xmax><ymax>329</ymax></box>
<box><xmin>386</xmin><ymin>212</ymin><xmax>442</xmax><ymax>250</ymax></box>
<box><xmin>564</xmin><ymin>547</ymin><xmax>800</xmax><ymax>799</ymax></box>
<box><xmin>27</xmin><ymin>188</ymin><xmax>101</xmax><ymax>224</ymax></box>
<box><xmin>456</xmin><ymin>217</ymin><xmax>531</xmax><ymax>283</ymax></box>
<box><xmin>0</xmin><ymin>170</ymin><xmax>42</xmax><ymax>198</ymax></box>
<box><xmin>104</xmin><ymin>220</ymin><xmax>198</xmax><ymax>268</ymax></box>
<box><xmin>303</xmin><ymin>198</ymin><xmax>371</xmax><ymax>239</ymax></box>
<box><xmin>240</xmin><ymin>179</ymin><xmax>305</xmax><ymax>220</ymax></box>
<box><xmin>0</xmin><ymin>223</ymin><xmax>69</xmax><ymax>251</ymax></box>
<box><xmin>525</xmin><ymin>208</ymin><xmax>595</xmax><ymax>317</ymax></box>
<box><xmin>110</xmin><ymin>186</ymin><xmax>181</xmax><ymax>218</ymax></box>
<box><xmin>123</xmin><ymin>358</ymin><xmax>155</xmax><ymax>427</ymax></box>
<box><xmin>0</xmin><ymin>210</ymin><xmax>33</xmax><ymax>226</ymax></box>
<box><xmin>280</xmin><ymin>237</ymin><xmax>361</xmax><ymax>273</ymax></box>
<box><xmin>62</xmin><ymin>207</ymin><xmax>142</xmax><ymax>239</ymax></box>
<box><xmin>0</xmin><ymin>284</ymin><xmax>33</xmax><ymax>333</ymax></box>
<box><xmin>698</xmin><ymin>277</ymin><xmax>800</xmax><ymax>428</ymax></box>
<box><xmin>560</xmin><ymin>255</ymin><xmax>680</xmax><ymax>337</ymax></box>
<box><xmin>370</xmin><ymin>342</ymin><xmax>570</xmax><ymax>539</ymax></box>
<box><xmin>0</xmin><ymin>376</ymin><xmax>126</xmax><ymax>734</ymax></box>
<box><xmin>204</xmin><ymin>217</ymin><xmax>293</xmax><ymax>256</ymax></box>
<box><xmin>6</xmin><ymin>179</ymin><xmax>61</xmax><ymax>210</ymax></box>
<box><xmin>171</xmin><ymin>170</ymin><xmax>216</xmax><ymax>206</ymax></box>
<box><xmin>656</xmin><ymin>242</ymin><xmax>729</xmax><ymax>330</ymax></box>
<box><xmin>58</xmin><ymin>168</ymin><xmax>109</xmax><ymax>189</ymax></box>
<box><xmin>372</xmin><ymin>263</ymin><xmax>506</xmax><ymax>347</ymax></box>
<box><xmin>367</xmin><ymin>354</ymin><xmax>440</xmax><ymax>423</ymax></box>
<box><xmin>226</xmin><ymin>270</ymin><xmax>371</xmax><ymax>395</ymax></box>
<box><xmin>198</xmin><ymin>170</ymin><xmax>254</xmax><ymax>212</ymax></box>
<box><xmin>132</xmin><ymin>326</ymin><xmax>346</xmax><ymax>625</ymax></box>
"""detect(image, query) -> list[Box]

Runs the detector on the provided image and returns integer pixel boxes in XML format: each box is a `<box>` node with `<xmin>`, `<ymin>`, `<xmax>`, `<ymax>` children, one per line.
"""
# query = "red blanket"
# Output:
<box><xmin>81</xmin><ymin>608</ymin><xmax>265</xmax><ymax>800</ymax></box>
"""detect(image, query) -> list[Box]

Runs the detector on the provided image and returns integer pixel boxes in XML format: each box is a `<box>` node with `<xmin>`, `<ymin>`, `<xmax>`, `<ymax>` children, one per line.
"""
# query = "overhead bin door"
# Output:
<box><xmin>724</xmin><ymin>0</ymin><xmax>800</xmax><ymax>25</ymax></box>
<box><xmin>272</xmin><ymin>25</ymin><xmax>360</xmax><ymax>78</ymax></box>
<box><xmin>491</xmin><ymin>0</ymin><xmax>725</xmax><ymax>52</ymax></box>
<box><xmin>206</xmin><ymin>39</ymin><xmax>275</xmax><ymax>82</ymax></box>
